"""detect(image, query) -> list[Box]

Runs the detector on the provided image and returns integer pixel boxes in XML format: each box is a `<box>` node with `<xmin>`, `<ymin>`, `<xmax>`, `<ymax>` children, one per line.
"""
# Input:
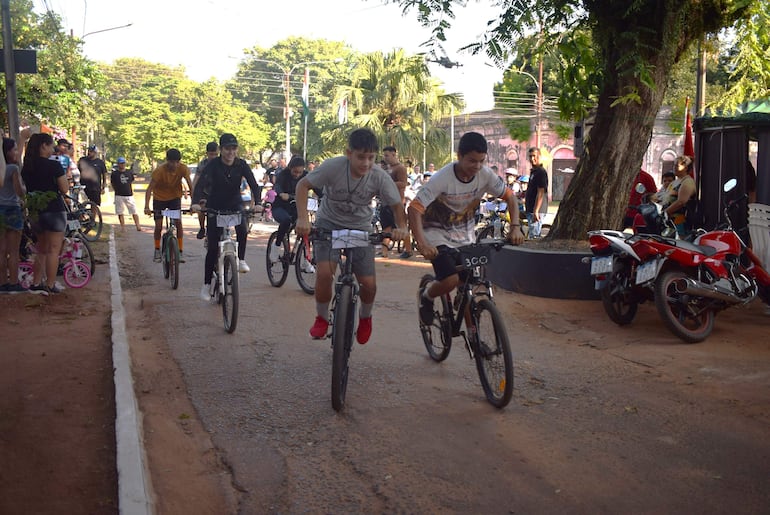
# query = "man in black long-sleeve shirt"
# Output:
<box><xmin>192</xmin><ymin>133</ymin><xmax>260</xmax><ymax>300</ymax></box>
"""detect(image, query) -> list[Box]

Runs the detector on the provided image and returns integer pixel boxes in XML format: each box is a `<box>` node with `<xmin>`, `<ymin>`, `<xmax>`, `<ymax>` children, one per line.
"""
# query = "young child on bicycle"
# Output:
<box><xmin>294</xmin><ymin>128</ymin><xmax>408</xmax><ymax>344</ymax></box>
<box><xmin>192</xmin><ymin>133</ymin><xmax>261</xmax><ymax>299</ymax></box>
<box><xmin>408</xmin><ymin>132</ymin><xmax>524</xmax><ymax>324</ymax></box>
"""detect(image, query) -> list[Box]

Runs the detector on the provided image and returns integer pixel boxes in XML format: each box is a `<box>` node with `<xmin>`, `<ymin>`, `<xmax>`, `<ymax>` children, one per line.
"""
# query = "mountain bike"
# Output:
<box><xmin>475</xmin><ymin>198</ymin><xmax>511</xmax><ymax>242</ymax></box>
<box><xmin>157</xmin><ymin>208</ymin><xmax>190</xmax><ymax>290</ymax></box>
<box><xmin>417</xmin><ymin>240</ymin><xmax>514</xmax><ymax>408</ymax></box>
<box><xmin>64</xmin><ymin>186</ymin><xmax>103</xmax><ymax>242</ymax></box>
<box><xmin>266</xmin><ymin>218</ymin><xmax>316</xmax><ymax>294</ymax></box>
<box><xmin>314</xmin><ymin>228</ymin><xmax>388</xmax><ymax>412</ymax></box>
<box><xmin>203</xmin><ymin>208</ymin><xmax>241</xmax><ymax>333</ymax></box>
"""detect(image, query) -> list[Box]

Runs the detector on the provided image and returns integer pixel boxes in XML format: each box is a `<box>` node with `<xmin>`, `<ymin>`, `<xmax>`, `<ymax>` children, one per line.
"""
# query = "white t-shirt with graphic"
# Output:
<box><xmin>414</xmin><ymin>162</ymin><xmax>505</xmax><ymax>248</ymax></box>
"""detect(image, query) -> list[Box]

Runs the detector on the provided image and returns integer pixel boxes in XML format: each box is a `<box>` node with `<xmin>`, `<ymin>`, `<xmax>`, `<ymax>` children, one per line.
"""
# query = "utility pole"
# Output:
<box><xmin>2</xmin><ymin>0</ymin><xmax>20</xmax><ymax>141</ymax></box>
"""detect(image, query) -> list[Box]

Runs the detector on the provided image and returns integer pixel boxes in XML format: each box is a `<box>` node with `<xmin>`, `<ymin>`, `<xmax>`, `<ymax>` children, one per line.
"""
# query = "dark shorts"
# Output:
<box><xmin>153</xmin><ymin>198</ymin><xmax>182</xmax><ymax>220</ymax></box>
<box><xmin>34</xmin><ymin>211</ymin><xmax>67</xmax><ymax>233</ymax></box>
<box><xmin>0</xmin><ymin>205</ymin><xmax>24</xmax><ymax>231</ymax></box>
<box><xmin>313</xmin><ymin>235</ymin><xmax>376</xmax><ymax>277</ymax></box>
<box><xmin>379</xmin><ymin>205</ymin><xmax>396</xmax><ymax>229</ymax></box>
<box><xmin>431</xmin><ymin>245</ymin><xmax>469</xmax><ymax>282</ymax></box>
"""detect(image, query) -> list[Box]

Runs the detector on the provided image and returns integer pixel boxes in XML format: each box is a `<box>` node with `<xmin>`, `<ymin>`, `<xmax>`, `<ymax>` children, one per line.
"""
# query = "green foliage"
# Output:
<box><xmin>329</xmin><ymin>49</ymin><xmax>463</xmax><ymax>165</ymax></box>
<box><xmin>97</xmin><ymin>59</ymin><xmax>269</xmax><ymax>170</ymax></box>
<box><xmin>0</xmin><ymin>0</ymin><xmax>105</xmax><ymax>132</ymax></box>
<box><xmin>230</xmin><ymin>37</ymin><xmax>352</xmax><ymax>161</ymax></box>
<box><xmin>23</xmin><ymin>191</ymin><xmax>58</xmax><ymax>220</ymax></box>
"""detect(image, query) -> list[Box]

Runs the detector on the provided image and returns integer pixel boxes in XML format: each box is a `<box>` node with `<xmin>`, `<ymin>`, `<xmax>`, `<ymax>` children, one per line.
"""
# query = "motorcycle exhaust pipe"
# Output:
<box><xmin>673</xmin><ymin>277</ymin><xmax>743</xmax><ymax>305</ymax></box>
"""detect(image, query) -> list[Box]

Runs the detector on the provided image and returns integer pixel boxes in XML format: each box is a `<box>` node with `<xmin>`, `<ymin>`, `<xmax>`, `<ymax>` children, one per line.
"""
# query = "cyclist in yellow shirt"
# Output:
<box><xmin>144</xmin><ymin>148</ymin><xmax>193</xmax><ymax>262</ymax></box>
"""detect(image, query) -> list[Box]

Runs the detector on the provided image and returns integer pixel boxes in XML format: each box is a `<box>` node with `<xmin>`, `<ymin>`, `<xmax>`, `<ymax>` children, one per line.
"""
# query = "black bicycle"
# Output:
<box><xmin>266</xmin><ymin>212</ymin><xmax>316</xmax><ymax>294</ymax></box>
<box><xmin>418</xmin><ymin>241</ymin><xmax>514</xmax><ymax>408</ymax></box>
<box><xmin>156</xmin><ymin>208</ymin><xmax>191</xmax><ymax>290</ymax></box>
<box><xmin>64</xmin><ymin>185</ymin><xmax>103</xmax><ymax>242</ymax></box>
<box><xmin>313</xmin><ymin>228</ymin><xmax>388</xmax><ymax>412</ymax></box>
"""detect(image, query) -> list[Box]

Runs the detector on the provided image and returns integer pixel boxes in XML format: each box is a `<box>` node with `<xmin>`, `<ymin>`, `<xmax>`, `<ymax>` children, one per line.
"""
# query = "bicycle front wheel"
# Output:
<box><xmin>331</xmin><ymin>284</ymin><xmax>356</xmax><ymax>412</ymax></box>
<box><xmin>418</xmin><ymin>274</ymin><xmax>452</xmax><ymax>362</ymax></box>
<box><xmin>472</xmin><ymin>298</ymin><xmax>513</xmax><ymax>408</ymax></box>
<box><xmin>266</xmin><ymin>231</ymin><xmax>289</xmax><ymax>287</ymax></box>
<box><xmin>167</xmin><ymin>236</ymin><xmax>179</xmax><ymax>290</ymax></box>
<box><xmin>63</xmin><ymin>261</ymin><xmax>91</xmax><ymax>288</ymax></box>
<box><xmin>79</xmin><ymin>202</ymin><xmax>103</xmax><ymax>242</ymax></box>
<box><xmin>294</xmin><ymin>236</ymin><xmax>316</xmax><ymax>295</ymax></box>
<box><xmin>161</xmin><ymin>235</ymin><xmax>170</xmax><ymax>278</ymax></box>
<box><xmin>222</xmin><ymin>254</ymin><xmax>239</xmax><ymax>333</ymax></box>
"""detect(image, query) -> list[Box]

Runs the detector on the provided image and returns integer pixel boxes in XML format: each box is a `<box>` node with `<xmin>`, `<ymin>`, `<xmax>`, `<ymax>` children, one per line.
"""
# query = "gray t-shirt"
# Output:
<box><xmin>0</xmin><ymin>164</ymin><xmax>21</xmax><ymax>206</ymax></box>
<box><xmin>306</xmin><ymin>156</ymin><xmax>401</xmax><ymax>232</ymax></box>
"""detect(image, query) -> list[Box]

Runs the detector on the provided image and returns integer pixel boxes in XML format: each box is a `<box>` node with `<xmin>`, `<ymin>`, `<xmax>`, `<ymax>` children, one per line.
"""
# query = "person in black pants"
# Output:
<box><xmin>268</xmin><ymin>156</ymin><xmax>307</xmax><ymax>260</ymax></box>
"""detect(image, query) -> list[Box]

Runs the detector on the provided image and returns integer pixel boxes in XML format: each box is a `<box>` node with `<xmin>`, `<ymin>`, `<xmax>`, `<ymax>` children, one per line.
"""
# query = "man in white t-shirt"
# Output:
<box><xmin>409</xmin><ymin>132</ymin><xmax>524</xmax><ymax>325</ymax></box>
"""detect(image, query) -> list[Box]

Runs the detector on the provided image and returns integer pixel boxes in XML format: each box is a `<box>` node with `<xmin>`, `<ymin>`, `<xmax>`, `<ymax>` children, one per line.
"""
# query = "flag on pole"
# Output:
<box><xmin>683</xmin><ymin>97</ymin><xmax>694</xmax><ymax>159</ymax></box>
<box><xmin>300</xmin><ymin>67</ymin><xmax>310</xmax><ymax>118</ymax></box>
<box><xmin>338</xmin><ymin>97</ymin><xmax>348</xmax><ymax>125</ymax></box>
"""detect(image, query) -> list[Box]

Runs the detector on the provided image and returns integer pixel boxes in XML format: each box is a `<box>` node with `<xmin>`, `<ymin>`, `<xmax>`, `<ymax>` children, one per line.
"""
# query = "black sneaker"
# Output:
<box><xmin>399</xmin><ymin>251</ymin><xmax>412</xmax><ymax>259</ymax></box>
<box><xmin>48</xmin><ymin>283</ymin><xmax>65</xmax><ymax>294</ymax></box>
<box><xmin>5</xmin><ymin>283</ymin><xmax>28</xmax><ymax>294</ymax></box>
<box><xmin>153</xmin><ymin>249</ymin><xmax>161</xmax><ymax>262</ymax></box>
<box><xmin>196</xmin><ymin>228</ymin><xmax>206</xmax><ymax>240</ymax></box>
<box><xmin>29</xmin><ymin>283</ymin><xmax>50</xmax><ymax>296</ymax></box>
<box><xmin>419</xmin><ymin>287</ymin><xmax>434</xmax><ymax>325</ymax></box>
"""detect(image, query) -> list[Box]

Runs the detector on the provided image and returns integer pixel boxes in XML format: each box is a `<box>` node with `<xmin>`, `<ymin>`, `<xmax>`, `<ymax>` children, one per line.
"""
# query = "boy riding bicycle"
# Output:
<box><xmin>295</xmin><ymin>128</ymin><xmax>408</xmax><ymax>344</ymax></box>
<box><xmin>408</xmin><ymin>132</ymin><xmax>525</xmax><ymax>324</ymax></box>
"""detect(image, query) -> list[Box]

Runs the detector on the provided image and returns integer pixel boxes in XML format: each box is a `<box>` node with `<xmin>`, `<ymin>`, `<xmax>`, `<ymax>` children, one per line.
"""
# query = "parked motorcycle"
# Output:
<box><xmin>589</xmin><ymin>179</ymin><xmax>770</xmax><ymax>343</ymax></box>
<box><xmin>587</xmin><ymin>185</ymin><xmax>677</xmax><ymax>325</ymax></box>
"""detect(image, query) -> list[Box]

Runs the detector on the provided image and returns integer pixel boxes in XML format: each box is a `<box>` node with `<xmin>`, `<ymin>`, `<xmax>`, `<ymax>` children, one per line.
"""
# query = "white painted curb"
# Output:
<box><xmin>109</xmin><ymin>228</ymin><xmax>154</xmax><ymax>514</ymax></box>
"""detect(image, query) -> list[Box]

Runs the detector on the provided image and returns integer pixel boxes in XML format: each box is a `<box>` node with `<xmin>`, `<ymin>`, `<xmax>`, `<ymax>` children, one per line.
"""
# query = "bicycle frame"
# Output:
<box><xmin>212</xmin><ymin>210</ymin><xmax>240</xmax><ymax>296</ymax></box>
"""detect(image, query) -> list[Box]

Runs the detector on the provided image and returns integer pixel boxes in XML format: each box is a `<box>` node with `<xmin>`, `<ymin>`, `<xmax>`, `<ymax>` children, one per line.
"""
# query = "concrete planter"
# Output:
<box><xmin>487</xmin><ymin>244</ymin><xmax>599</xmax><ymax>300</ymax></box>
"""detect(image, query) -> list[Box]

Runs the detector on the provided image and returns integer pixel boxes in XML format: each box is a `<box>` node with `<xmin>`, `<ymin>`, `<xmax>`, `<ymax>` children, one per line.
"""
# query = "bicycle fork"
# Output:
<box><xmin>216</xmin><ymin>239</ymin><xmax>238</xmax><ymax>295</ymax></box>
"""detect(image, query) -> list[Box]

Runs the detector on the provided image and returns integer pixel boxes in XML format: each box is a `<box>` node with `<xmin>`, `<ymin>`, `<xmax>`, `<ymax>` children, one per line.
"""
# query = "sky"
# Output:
<box><xmin>39</xmin><ymin>0</ymin><xmax>505</xmax><ymax>113</ymax></box>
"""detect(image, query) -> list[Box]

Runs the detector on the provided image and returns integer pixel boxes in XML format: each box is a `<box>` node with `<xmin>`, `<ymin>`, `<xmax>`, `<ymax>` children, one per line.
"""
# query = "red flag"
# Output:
<box><xmin>684</xmin><ymin>108</ymin><xmax>694</xmax><ymax>159</ymax></box>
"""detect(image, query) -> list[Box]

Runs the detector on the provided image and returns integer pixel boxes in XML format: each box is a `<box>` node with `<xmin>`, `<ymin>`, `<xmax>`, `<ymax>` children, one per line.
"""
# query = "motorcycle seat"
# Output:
<box><xmin>671</xmin><ymin>238</ymin><xmax>718</xmax><ymax>256</ymax></box>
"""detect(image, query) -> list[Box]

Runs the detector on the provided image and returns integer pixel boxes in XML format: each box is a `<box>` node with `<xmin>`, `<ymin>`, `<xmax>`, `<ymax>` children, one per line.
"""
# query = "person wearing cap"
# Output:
<box><xmin>144</xmin><ymin>148</ymin><xmax>193</xmax><ymax>262</ymax></box>
<box><xmin>110</xmin><ymin>157</ymin><xmax>141</xmax><ymax>231</ymax></box>
<box><xmin>78</xmin><ymin>144</ymin><xmax>108</xmax><ymax>205</ymax></box>
<box><xmin>191</xmin><ymin>141</ymin><xmax>219</xmax><ymax>239</ymax></box>
<box><xmin>192</xmin><ymin>133</ymin><xmax>260</xmax><ymax>299</ymax></box>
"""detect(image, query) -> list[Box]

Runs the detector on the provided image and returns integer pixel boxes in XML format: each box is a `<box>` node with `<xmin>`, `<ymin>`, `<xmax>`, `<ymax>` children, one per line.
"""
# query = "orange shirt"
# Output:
<box><xmin>149</xmin><ymin>162</ymin><xmax>191</xmax><ymax>201</ymax></box>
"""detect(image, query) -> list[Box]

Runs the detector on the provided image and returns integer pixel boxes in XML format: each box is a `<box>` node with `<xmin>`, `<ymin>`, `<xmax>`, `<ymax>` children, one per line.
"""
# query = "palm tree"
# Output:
<box><xmin>326</xmin><ymin>49</ymin><xmax>463</xmax><ymax>162</ymax></box>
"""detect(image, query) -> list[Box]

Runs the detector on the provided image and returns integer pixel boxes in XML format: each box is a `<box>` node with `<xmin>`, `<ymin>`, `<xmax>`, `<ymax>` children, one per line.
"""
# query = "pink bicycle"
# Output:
<box><xmin>18</xmin><ymin>236</ymin><xmax>92</xmax><ymax>289</ymax></box>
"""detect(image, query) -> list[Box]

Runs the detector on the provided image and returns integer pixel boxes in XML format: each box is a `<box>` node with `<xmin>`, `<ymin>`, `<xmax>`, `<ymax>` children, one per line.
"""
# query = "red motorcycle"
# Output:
<box><xmin>589</xmin><ymin>179</ymin><xmax>770</xmax><ymax>342</ymax></box>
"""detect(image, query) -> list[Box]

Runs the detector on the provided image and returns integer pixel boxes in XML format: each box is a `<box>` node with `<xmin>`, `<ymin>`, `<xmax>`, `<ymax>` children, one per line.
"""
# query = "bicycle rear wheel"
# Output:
<box><xmin>167</xmin><ymin>236</ymin><xmax>179</xmax><ymax>290</ymax></box>
<box><xmin>78</xmin><ymin>201</ymin><xmax>103</xmax><ymax>242</ymax></box>
<box><xmin>222</xmin><ymin>254</ymin><xmax>239</xmax><ymax>333</ymax></box>
<box><xmin>418</xmin><ymin>274</ymin><xmax>452</xmax><ymax>362</ymax></box>
<box><xmin>331</xmin><ymin>283</ymin><xmax>356</xmax><ymax>412</ymax></box>
<box><xmin>266</xmin><ymin>231</ymin><xmax>289</xmax><ymax>287</ymax></box>
<box><xmin>472</xmin><ymin>298</ymin><xmax>513</xmax><ymax>408</ymax></box>
<box><xmin>294</xmin><ymin>236</ymin><xmax>316</xmax><ymax>295</ymax></box>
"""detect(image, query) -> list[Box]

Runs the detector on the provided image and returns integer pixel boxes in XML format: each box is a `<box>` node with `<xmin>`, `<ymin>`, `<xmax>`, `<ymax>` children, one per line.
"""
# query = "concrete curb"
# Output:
<box><xmin>109</xmin><ymin>228</ymin><xmax>154</xmax><ymax>514</ymax></box>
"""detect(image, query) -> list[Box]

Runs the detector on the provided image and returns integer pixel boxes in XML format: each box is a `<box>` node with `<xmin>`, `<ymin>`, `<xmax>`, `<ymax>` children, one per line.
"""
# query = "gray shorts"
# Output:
<box><xmin>312</xmin><ymin>236</ymin><xmax>376</xmax><ymax>277</ymax></box>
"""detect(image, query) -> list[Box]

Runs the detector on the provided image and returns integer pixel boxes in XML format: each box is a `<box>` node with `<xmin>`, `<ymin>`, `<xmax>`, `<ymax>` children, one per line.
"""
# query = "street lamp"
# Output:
<box><xmin>249</xmin><ymin>57</ymin><xmax>341</xmax><ymax>159</ymax></box>
<box><xmin>508</xmin><ymin>68</ymin><xmax>542</xmax><ymax>148</ymax></box>
<box><xmin>81</xmin><ymin>22</ymin><xmax>133</xmax><ymax>39</ymax></box>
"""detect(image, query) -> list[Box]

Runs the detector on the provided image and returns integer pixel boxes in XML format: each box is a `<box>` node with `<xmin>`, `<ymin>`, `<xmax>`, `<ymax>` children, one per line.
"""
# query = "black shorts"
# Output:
<box><xmin>431</xmin><ymin>245</ymin><xmax>469</xmax><ymax>282</ymax></box>
<box><xmin>153</xmin><ymin>198</ymin><xmax>182</xmax><ymax>220</ymax></box>
<box><xmin>379</xmin><ymin>205</ymin><xmax>396</xmax><ymax>229</ymax></box>
<box><xmin>33</xmin><ymin>211</ymin><xmax>67</xmax><ymax>233</ymax></box>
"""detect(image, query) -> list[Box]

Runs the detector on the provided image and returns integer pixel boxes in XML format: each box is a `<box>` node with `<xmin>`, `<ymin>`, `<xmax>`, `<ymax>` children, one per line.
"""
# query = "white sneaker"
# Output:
<box><xmin>301</xmin><ymin>261</ymin><xmax>316</xmax><ymax>273</ymax></box>
<box><xmin>269</xmin><ymin>243</ymin><xmax>281</xmax><ymax>261</ymax></box>
<box><xmin>239</xmin><ymin>260</ymin><xmax>250</xmax><ymax>273</ymax></box>
<box><xmin>200</xmin><ymin>283</ymin><xmax>211</xmax><ymax>302</ymax></box>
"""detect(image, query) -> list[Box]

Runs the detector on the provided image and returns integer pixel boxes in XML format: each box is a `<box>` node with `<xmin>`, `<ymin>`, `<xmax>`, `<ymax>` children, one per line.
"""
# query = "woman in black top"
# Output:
<box><xmin>271</xmin><ymin>156</ymin><xmax>307</xmax><ymax>248</ymax></box>
<box><xmin>21</xmin><ymin>133</ymin><xmax>69</xmax><ymax>294</ymax></box>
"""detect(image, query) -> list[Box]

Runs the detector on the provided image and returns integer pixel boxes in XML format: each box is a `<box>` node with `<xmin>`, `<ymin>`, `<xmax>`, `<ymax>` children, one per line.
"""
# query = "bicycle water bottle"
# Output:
<box><xmin>493</xmin><ymin>217</ymin><xmax>502</xmax><ymax>239</ymax></box>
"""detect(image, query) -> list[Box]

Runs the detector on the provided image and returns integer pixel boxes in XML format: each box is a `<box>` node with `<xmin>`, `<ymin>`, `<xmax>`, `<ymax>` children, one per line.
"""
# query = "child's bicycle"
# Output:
<box><xmin>265</xmin><ymin>200</ymin><xmax>316</xmax><ymax>294</ymax></box>
<box><xmin>155</xmin><ymin>208</ymin><xmax>191</xmax><ymax>290</ymax></box>
<box><xmin>202</xmin><ymin>208</ymin><xmax>243</xmax><ymax>334</ymax></box>
<box><xmin>417</xmin><ymin>240</ymin><xmax>513</xmax><ymax>408</ymax></box>
<box><xmin>312</xmin><ymin>228</ymin><xmax>389</xmax><ymax>412</ymax></box>
<box><xmin>18</xmin><ymin>236</ymin><xmax>92</xmax><ymax>289</ymax></box>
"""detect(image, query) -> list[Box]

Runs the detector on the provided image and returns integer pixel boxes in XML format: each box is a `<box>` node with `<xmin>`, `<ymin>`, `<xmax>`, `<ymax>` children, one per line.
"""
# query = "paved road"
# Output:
<box><xmin>115</xmin><ymin>221</ymin><xmax>770</xmax><ymax>514</ymax></box>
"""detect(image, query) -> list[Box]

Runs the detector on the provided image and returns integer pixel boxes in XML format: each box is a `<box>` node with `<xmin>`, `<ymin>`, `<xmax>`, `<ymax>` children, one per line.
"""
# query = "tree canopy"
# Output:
<box><xmin>395</xmin><ymin>0</ymin><xmax>758</xmax><ymax>239</ymax></box>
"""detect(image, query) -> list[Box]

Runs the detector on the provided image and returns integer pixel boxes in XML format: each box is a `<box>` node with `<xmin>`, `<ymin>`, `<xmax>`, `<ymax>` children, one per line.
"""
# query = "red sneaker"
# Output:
<box><xmin>356</xmin><ymin>317</ymin><xmax>372</xmax><ymax>345</ymax></box>
<box><xmin>309</xmin><ymin>316</ymin><xmax>329</xmax><ymax>339</ymax></box>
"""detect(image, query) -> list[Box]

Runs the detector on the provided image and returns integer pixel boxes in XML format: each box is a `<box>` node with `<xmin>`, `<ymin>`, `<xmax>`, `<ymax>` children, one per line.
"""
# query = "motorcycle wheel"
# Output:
<box><xmin>600</xmin><ymin>265</ymin><xmax>638</xmax><ymax>325</ymax></box>
<box><xmin>654</xmin><ymin>270</ymin><xmax>714</xmax><ymax>343</ymax></box>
